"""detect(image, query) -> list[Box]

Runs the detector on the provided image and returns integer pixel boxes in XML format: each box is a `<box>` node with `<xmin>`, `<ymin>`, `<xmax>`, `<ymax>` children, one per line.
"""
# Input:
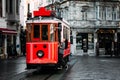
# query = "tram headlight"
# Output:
<box><xmin>37</xmin><ymin>50</ymin><xmax>44</xmax><ymax>58</ymax></box>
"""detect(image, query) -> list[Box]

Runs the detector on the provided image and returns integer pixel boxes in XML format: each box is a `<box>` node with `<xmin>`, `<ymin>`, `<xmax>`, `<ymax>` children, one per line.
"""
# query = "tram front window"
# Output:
<box><xmin>42</xmin><ymin>25</ymin><xmax>48</xmax><ymax>40</ymax></box>
<box><xmin>34</xmin><ymin>25</ymin><xmax>40</xmax><ymax>38</ymax></box>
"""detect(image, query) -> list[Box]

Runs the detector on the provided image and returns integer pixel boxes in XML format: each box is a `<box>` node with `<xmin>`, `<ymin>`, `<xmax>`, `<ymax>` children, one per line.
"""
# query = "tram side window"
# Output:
<box><xmin>50</xmin><ymin>24</ymin><xmax>54</xmax><ymax>42</ymax></box>
<box><xmin>42</xmin><ymin>25</ymin><xmax>48</xmax><ymax>40</ymax></box>
<box><xmin>63</xmin><ymin>26</ymin><xmax>68</xmax><ymax>49</ymax></box>
<box><xmin>34</xmin><ymin>25</ymin><xmax>40</xmax><ymax>38</ymax></box>
<box><xmin>26</xmin><ymin>24</ymin><xmax>32</xmax><ymax>42</ymax></box>
<box><xmin>63</xmin><ymin>27</ymin><xmax>67</xmax><ymax>39</ymax></box>
<box><xmin>58</xmin><ymin>23</ymin><xmax>62</xmax><ymax>42</ymax></box>
<box><xmin>50</xmin><ymin>33</ymin><xmax>54</xmax><ymax>42</ymax></box>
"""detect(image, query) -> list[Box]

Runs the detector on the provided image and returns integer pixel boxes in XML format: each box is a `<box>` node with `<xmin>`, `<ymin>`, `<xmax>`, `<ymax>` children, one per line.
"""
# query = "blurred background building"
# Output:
<box><xmin>0</xmin><ymin>0</ymin><xmax>20</xmax><ymax>59</ymax></box>
<box><xmin>19</xmin><ymin>0</ymin><xmax>120</xmax><ymax>57</ymax></box>
<box><xmin>45</xmin><ymin>0</ymin><xmax>120</xmax><ymax>56</ymax></box>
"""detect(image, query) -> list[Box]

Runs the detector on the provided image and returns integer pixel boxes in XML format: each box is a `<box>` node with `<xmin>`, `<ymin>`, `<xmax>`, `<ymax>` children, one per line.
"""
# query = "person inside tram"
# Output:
<box><xmin>58</xmin><ymin>38</ymin><xmax>66</xmax><ymax>69</ymax></box>
<box><xmin>58</xmin><ymin>38</ymin><xmax>65</xmax><ymax>55</ymax></box>
<box><xmin>65</xmin><ymin>39</ymin><xmax>68</xmax><ymax>49</ymax></box>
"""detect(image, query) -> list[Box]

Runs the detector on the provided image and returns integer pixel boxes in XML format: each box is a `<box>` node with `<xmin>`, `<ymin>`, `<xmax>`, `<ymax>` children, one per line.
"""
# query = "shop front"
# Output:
<box><xmin>0</xmin><ymin>31</ymin><xmax>4</xmax><ymax>58</ymax></box>
<box><xmin>0</xmin><ymin>28</ymin><xmax>17</xmax><ymax>59</ymax></box>
<box><xmin>70</xmin><ymin>29</ymin><xmax>95</xmax><ymax>56</ymax></box>
<box><xmin>76</xmin><ymin>32</ymin><xmax>94</xmax><ymax>56</ymax></box>
<box><xmin>96</xmin><ymin>28</ymin><xmax>120</xmax><ymax>57</ymax></box>
<box><xmin>71</xmin><ymin>28</ymin><xmax>120</xmax><ymax>56</ymax></box>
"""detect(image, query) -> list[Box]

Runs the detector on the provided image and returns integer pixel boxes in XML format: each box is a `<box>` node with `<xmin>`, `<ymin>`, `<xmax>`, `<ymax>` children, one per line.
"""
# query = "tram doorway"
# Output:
<box><xmin>97</xmin><ymin>29</ymin><xmax>115</xmax><ymax>56</ymax></box>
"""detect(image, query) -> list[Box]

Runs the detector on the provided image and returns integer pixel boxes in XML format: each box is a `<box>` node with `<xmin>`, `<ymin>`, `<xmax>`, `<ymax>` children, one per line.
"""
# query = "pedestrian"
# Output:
<box><xmin>111</xmin><ymin>41</ymin><xmax>114</xmax><ymax>57</ymax></box>
<box><xmin>7</xmin><ymin>44</ymin><xmax>12</xmax><ymax>59</ymax></box>
<box><xmin>7</xmin><ymin>45</ymin><xmax>10</xmax><ymax>58</ymax></box>
<box><xmin>22</xmin><ymin>44</ymin><xmax>26</xmax><ymax>56</ymax></box>
<box><xmin>96</xmin><ymin>42</ymin><xmax>99</xmax><ymax>56</ymax></box>
<box><xmin>11</xmin><ymin>44</ymin><xmax>17</xmax><ymax>58</ymax></box>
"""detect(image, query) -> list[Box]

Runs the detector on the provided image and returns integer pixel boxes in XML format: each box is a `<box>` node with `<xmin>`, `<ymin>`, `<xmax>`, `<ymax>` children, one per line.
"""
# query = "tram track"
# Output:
<box><xmin>43</xmin><ymin>73</ymin><xmax>55</xmax><ymax>80</ymax></box>
<box><xmin>9</xmin><ymin>56</ymin><xmax>77</xmax><ymax>80</ymax></box>
<box><xmin>18</xmin><ymin>68</ymin><xmax>59</xmax><ymax>80</ymax></box>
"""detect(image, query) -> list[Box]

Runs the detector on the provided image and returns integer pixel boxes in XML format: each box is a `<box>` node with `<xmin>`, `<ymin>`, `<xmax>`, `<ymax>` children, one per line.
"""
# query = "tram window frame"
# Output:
<box><xmin>26</xmin><ymin>24</ymin><xmax>32</xmax><ymax>42</ymax></box>
<box><xmin>63</xmin><ymin>26</ymin><xmax>69</xmax><ymax>49</ymax></box>
<box><xmin>63</xmin><ymin>26</ymin><xmax>67</xmax><ymax>39</ymax></box>
<box><xmin>66</xmin><ymin>28</ymin><xmax>70</xmax><ymax>40</ymax></box>
<box><xmin>58</xmin><ymin>23</ymin><xmax>61</xmax><ymax>42</ymax></box>
<box><xmin>33</xmin><ymin>25</ymin><xmax>40</xmax><ymax>38</ymax></box>
<box><xmin>41</xmin><ymin>25</ymin><xmax>48</xmax><ymax>41</ymax></box>
<box><xmin>50</xmin><ymin>24</ymin><xmax>55</xmax><ymax>42</ymax></box>
<box><xmin>54</xmin><ymin>24</ymin><xmax>58</xmax><ymax>41</ymax></box>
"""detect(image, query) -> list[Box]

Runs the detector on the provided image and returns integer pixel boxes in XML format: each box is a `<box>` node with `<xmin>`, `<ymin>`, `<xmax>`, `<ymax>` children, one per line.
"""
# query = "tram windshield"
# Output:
<box><xmin>34</xmin><ymin>25</ymin><xmax>40</xmax><ymax>38</ymax></box>
<box><xmin>26</xmin><ymin>23</ymin><xmax>56</xmax><ymax>42</ymax></box>
<box><xmin>42</xmin><ymin>25</ymin><xmax>48</xmax><ymax>40</ymax></box>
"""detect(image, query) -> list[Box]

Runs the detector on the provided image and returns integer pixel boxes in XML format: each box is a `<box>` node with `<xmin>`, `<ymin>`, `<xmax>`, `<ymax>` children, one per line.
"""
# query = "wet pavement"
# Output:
<box><xmin>61</xmin><ymin>56</ymin><xmax>120</xmax><ymax>80</ymax></box>
<box><xmin>0</xmin><ymin>55</ymin><xmax>120</xmax><ymax>80</ymax></box>
<box><xmin>0</xmin><ymin>55</ymin><xmax>77</xmax><ymax>80</ymax></box>
<box><xmin>0</xmin><ymin>56</ymin><xmax>26</xmax><ymax>80</ymax></box>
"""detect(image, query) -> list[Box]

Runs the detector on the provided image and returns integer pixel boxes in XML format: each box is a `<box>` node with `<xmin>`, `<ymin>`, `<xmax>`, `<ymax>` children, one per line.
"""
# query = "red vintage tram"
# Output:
<box><xmin>26</xmin><ymin>7</ymin><xmax>71</xmax><ymax>69</ymax></box>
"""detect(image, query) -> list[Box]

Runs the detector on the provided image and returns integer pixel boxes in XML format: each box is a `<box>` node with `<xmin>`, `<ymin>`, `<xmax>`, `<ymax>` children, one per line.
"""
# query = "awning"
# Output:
<box><xmin>2</xmin><ymin>30</ymin><xmax>17</xmax><ymax>34</ymax></box>
<box><xmin>0</xmin><ymin>28</ymin><xmax>17</xmax><ymax>34</ymax></box>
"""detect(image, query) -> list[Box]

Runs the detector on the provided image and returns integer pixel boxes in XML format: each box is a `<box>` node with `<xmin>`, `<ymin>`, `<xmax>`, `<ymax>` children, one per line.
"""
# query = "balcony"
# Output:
<box><xmin>6</xmin><ymin>14</ymin><xmax>19</xmax><ymax>22</ymax></box>
<box><xmin>0</xmin><ymin>18</ymin><xmax>7</xmax><ymax>28</ymax></box>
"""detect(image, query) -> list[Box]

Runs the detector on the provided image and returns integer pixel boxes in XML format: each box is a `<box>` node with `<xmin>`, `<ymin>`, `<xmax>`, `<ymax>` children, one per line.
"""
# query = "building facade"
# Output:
<box><xmin>61</xmin><ymin>1</ymin><xmax>120</xmax><ymax>56</ymax></box>
<box><xmin>0</xmin><ymin>0</ymin><xmax>20</xmax><ymax>59</ymax></box>
<box><xmin>19</xmin><ymin>0</ymin><xmax>49</xmax><ymax>56</ymax></box>
<box><xmin>20</xmin><ymin>0</ymin><xmax>120</xmax><ymax>56</ymax></box>
<box><xmin>46</xmin><ymin>0</ymin><xmax>120</xmax><ymax>56</ymax></box>
<box><xmin>20</xmin><ymin>0</ymin><xmax>47</xmax><ymax>28</ymax></box>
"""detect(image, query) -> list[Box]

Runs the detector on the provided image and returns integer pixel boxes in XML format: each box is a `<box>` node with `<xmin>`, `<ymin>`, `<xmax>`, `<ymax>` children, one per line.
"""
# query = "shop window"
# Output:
<box><xmin>88</xmin><ymin>33</ymin><xmax>94</xmax><ymax>49</ymax></box>
<box><xmin>76</xmin><ymin>33</ymin><xmax>94</xmax><ymax>50</ymax></box>
<box><xmin>9</xmin><ymin>0</ymin><xmax>13</xmax><ymax>13</ymax></box>
<box><xmin>16</xmin><ymin>0</ymin><xmax>19</xmax><ymax>14</ymax></box>
<box><xmin>76</xmin><ymin>33</ymin><xmax>82</xmax><ymax>50</ymax></box>
<box><xmin>0</xmin><ymin>32</ymin><xmax>2</xmax><ymax>47</ymax></box>
<box><xmin>0</xmin><ymin>0</ymin><xmax>2</xmax><ymax>17</ymax></box>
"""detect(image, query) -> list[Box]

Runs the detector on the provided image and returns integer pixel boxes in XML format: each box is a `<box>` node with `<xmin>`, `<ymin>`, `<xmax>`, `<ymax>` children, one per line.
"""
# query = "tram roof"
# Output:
<box><xmin>26</xmin><ymin>7</ymin><xmax>70</xmax><ymax>27</ymax></box>
<box><xmin>26</xmin><ymin>16</ymin><xmax>70</xmax><ymax>27</ymax></box>
<box><xmin>26</xmin><ymin>17</ymin><xmax>69</xmax><ymax>24</ymax></box>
